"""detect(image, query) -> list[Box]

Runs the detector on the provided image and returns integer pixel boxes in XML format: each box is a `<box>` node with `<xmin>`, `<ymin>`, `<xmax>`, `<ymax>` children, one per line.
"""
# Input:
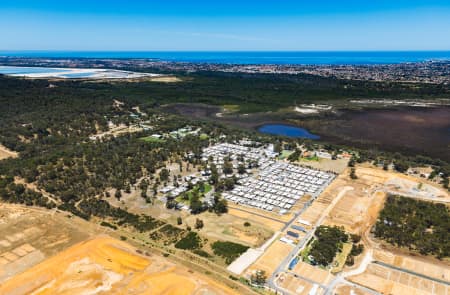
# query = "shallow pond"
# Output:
<box><xmin>258</xmin><ymin>124</ymin><xmax>320</xmax><ymax>139</ymax></box>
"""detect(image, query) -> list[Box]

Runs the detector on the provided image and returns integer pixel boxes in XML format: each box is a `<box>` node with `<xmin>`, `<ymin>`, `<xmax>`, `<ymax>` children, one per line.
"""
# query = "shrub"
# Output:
<box><xmin>174</xmin><ymin>232</ymin><xmax>201</xmax><ymax>250</ymax></box>
<box><xmin>309</xmin><ymin>225</ymin><xmax>348</xmax><ymax>266</ymax></box>
<box><xmin>350</xmin><ymin>244</ymin><xmax>364</xmax><ymax>256</ymax></box>
<box><xmin>195</xmin><ymin>218</ymin><xmax>204</xmax><ymax>229</ymax></box>
<box><xmin>100</xmin><ymin>221</ymin><xmax>117</xmax><ymax>230</ymax></box>
<box><xmin>193</xmin><ymin>249</ymin><xmax>211</xmax><ymax>258</ymax></box>
<box><xmin>211</xmin><ymin>241</ymin><xmax>249</xmax><ymax>264</ymax></box>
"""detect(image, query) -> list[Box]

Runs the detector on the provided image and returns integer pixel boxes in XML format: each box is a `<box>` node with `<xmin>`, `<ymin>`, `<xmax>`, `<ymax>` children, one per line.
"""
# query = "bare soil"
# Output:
<box><xmin>0</xmin><ymin>145</ymin><xmax>18</xmax><ymax>160</ymax></box>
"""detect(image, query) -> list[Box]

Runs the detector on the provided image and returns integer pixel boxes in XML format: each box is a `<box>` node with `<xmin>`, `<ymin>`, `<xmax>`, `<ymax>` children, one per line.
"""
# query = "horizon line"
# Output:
<box><xmin>1</xmin><ymin>49</ymin><xmax>450</xmax><ymax>53</ymax></box>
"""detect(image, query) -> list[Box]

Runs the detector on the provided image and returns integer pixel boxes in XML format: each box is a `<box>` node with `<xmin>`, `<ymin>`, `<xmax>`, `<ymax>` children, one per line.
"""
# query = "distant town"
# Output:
<box><xmin>1</xmin><ymin>56</ymin><xmax>449</xmax><ymax>84</ymax></box>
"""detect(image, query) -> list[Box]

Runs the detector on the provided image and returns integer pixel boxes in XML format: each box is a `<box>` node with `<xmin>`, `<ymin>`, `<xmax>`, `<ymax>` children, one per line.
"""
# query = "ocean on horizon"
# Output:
<box><xmin>1</xmin><ymin>51</ymin><xmax>450</xmax><ymax>65</ymax></box>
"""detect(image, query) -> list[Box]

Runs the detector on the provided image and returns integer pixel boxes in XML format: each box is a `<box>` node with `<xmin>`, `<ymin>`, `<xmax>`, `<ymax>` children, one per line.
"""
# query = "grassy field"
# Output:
<box><xmin>331</xmin><ymin>242</ymin><xmax>353</xmax><ymax>273</ymax></box>
<box><xmin>176</xmin><ymin>183</ymin><xmax>212</xmax><ymax>205</ymax></box>
<box><xmin>279</xmin><ymin>150</ymin><xmax>294</xmax><ymax>160</ymax></box>
<box><xmin>299</xmin><ymin>240</ymin><xmax>314</xmax><ymax>264</ymax></box>
<box><xmin>300</xmin><ymin>155</ymin><xmax>320</xmax><ymax>162</ymax></box>
<box><xmin>140</xmin><ymin>135</ymin><xmax>166</xmax><ymax>143</ymax></box>
<box><xmin>223</xmin><ymin>104</ymin><xmax>240</xmax><ymax>113</ymax></box>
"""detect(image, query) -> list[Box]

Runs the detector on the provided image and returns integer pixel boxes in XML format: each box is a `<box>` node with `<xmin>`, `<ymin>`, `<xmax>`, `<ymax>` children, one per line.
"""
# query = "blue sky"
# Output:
<box><xmin>1</xmin><ymin>0</ymin><xmax>450</xmax><ymax>51</ymax></box>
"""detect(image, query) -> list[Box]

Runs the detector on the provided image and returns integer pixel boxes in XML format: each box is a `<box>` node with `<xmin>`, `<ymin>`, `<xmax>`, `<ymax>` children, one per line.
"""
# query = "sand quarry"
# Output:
<box><xmin>0</xmin><ymin>204</ymin><xmax>238</xmax><ymax>295</ymax></box>
<box><xmin>0</xmin><ymin>236</ymin><xmax>237</xmax><ymax>295</ymax></box>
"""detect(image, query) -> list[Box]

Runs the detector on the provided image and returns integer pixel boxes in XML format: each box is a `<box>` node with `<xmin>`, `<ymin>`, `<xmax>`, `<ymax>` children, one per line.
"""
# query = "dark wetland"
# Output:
<box><xmin>300</xmin><ymin>107</ymin><xmax>450</xmax><ymax>161</ymax></box>
<box><xmin>163</xmin><ymin>104</ymin><xmax>450</xmax><ymax>161</ymax></box>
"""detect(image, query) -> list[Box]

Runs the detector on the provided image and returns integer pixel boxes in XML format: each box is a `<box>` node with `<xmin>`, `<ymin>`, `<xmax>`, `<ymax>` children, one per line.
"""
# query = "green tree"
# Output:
<box><xmin>250</xmin><ymin>270</ymin><xmax>267</xmax><ymax>286</ymax></box>
<box><xmin>114</xmin><ymin>189</ymin><xmax>122</xmax><ymax>200</ymax></box>
<box><xmin>159</xmin><ymin>168</ymin><xmax>170</xmax><ymax>182</ymax></box>
<box><xmin>223</xmin><ymin>159</ymin><xmax>233</xmax><ymax>175</ymax></box>
<box><xmin>237</xmin><ymin>164</ymin><xmax>246</xmax><ymax>174</ymax></box>
<box><xmin>213</xmin><ymin>194</ymin><xmax>228</xmax><ymax>214</ymax></box>
<box><xmin>195</xmin><ymin>218</ymin><xmax>204</xmax><ymax>230</ymax></box>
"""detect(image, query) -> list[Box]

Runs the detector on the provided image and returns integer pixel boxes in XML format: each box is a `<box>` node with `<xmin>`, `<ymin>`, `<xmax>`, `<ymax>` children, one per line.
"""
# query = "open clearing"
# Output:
<box><xmin>0</xmin><ymin>204</ymin><xmax>242</xmax><ymax>295</ymax></box>
<box><xmin>297</xmin><ymin>157</ymin><xmax>349</xmax><ymax>174</ymax></box>
<box><xmin>322</xmin><ymin>169</ymin><xmax>387</xmax><ymax>235</ymax></box>
<box><xmin>348</xmin><ymin>262</ymin><xmax>449</xmax><ymax>295</ymax></box>
<box><xmin>0</xmin><ymin>203</ymin><xmax>94</xmax><ymax>284</ymax></box>
<box><xmin>89</xmin><ymin>123</ymin><xmax>143</xmax><ymax>140</ymax></box>
<box><xmin>291</xmin><ymin>261</ymin><xmax>335</xmax><ymax>285</ymax></box>
<box><xmin>372</xmin><ymin>249</ymin><xmax>450</xmax><ymax>284</ymax></box>
<box><xmin>149</xmin><ymin>76</ymin><xmax>182</xmax><ymax>83</ymax></box>
<box><xmin>184</xmin><ymin>212</ymin><xmax>274</xmax><ymax>248</ymax></box>
<box><xmin>247</xmin><ymin>240</ymin><xmax>293</xmax><ymax>276</ymax></box>
<box><xmin>334</xmin><ymin>284</ymin><xmax>374</xmax><ymax>295</ymax></box>
<box><xmin>0</xmin><ymin>145</ymin><xmax>18</xmax><ymax>160</ymax></box>
<box><xmin>0</xmin><ymin>236</ymin><xmax>238</xmax><ymax>295</ymax></box>
<box><xmin>108</xmin><ymin>188</ymin><xmax>275</xmax><ymax>248</ymax></box>
<box><xmin>318</xmin><ymin>165</ymin><xmax>450</xmax><ymax>294</ymax></box>
<box><xmin>227</xmin><ymin>206</ymin><xmax>286</xmax><ymax>232</ymax></box>
<box><xmin>322</xmin><ymin>164</ymin><xmax>448</xmax><ymax>238</ymax></box>
<box><xmin>276</xmin><ymin>272</ymin><xmax>325</xmax><ymax>294</ymax></box>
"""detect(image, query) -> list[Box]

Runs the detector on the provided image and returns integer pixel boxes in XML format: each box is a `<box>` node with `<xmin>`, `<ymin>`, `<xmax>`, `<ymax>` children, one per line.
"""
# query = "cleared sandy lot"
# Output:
<box><xmin>0</xmin><ymin>204</ymin><xmax>93</xmax><ymax>284</ymax></box>
<box><xmin>322</xmin><ymin>171</ymin><xmax>387</xmax><ymax>235</ymax></box>
<box><xmin>291</xmin><ymin>261</ymin><xmax>335</xmax><ymax>285</ymax></box>
<box><xmin>334</xmin><ymin>284</ymin><xmax>373</xmax><ymax>295</ymax></box>
<box><xmin>373</xmin><ymin>249</ymin><xmax>450</xmax><ymax>283</ymax></box>
<box><xmin>0</xmin><ymin>236</ymin><xmax>238</xmax><ymax>295</ymax></box>
<box><xmin>0</xmin><ymin>204</ymin><xmax>244</xmax><ymax>295</ymax></box>
<box><xmin>348</xmin><ymin>262</ymin><xmax>449</xmax><ymax>295</ymax></box>
<box><xmin>247</xmin><ymin>240</ymin><xmax>293</xmax><ymax>276</ymax></box>
<box><xmin>149</xmin><ymin>76</ymin><xmax>182</xmax><ymax>83</ymax></box>
<box><xmin>321</xmin><ymin>165</ymin><xmax>450</xmax><ymax>294</ymax></box>
<box><xmin>276</xmin><ymin>272</ymin><xmax>325</xmax><ymax>295</ymax></box>
<box><xmin>298</xmin><ymin>157</ymin><xmax>349</xmax><ymax>174</ymax></box>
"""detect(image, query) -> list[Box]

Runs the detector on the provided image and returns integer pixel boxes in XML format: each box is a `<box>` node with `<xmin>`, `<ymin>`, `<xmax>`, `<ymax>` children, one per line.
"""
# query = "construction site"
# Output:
<box><xmin>0</xmin><ymin>204</ymin><xmax>242</xmax><ymax>295</ymax></box>
<box><xmin>0</xmin><ymin>147</ymin><xmax>448</xmax><ymax>295</ymax></box>
<box><xmin>223</xmin><ymin>163</ymin><xmax>449</xmax><ymax>295</ymax></box>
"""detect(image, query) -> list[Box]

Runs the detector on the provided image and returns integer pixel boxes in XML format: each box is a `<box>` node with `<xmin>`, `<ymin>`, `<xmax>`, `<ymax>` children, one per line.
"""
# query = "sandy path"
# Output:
<box><xmin>0</xmin><ymin>145</ymin><xmax>18</xmax><ymax>160</ymax></box>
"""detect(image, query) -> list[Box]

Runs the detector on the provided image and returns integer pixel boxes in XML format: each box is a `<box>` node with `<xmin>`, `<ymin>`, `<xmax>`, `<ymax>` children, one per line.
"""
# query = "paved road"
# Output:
<box><xmin>267</xmin><ymin>185</ymin><xmax>353</xmax><ymax>294</ymax></box>
<box><xmin>325</xmin><ymin>276</ymin><xmax>382</xmax><ymax>295</ymax></box>
<box><xmin>324</xmin><ymin>249</ymin><xmax>380</xmax><ymax>295</ymax></box>
<box><xmin>266</xmin><ymin>202</ymin><xmax>315</xmax><ymax>293</ymax></box>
